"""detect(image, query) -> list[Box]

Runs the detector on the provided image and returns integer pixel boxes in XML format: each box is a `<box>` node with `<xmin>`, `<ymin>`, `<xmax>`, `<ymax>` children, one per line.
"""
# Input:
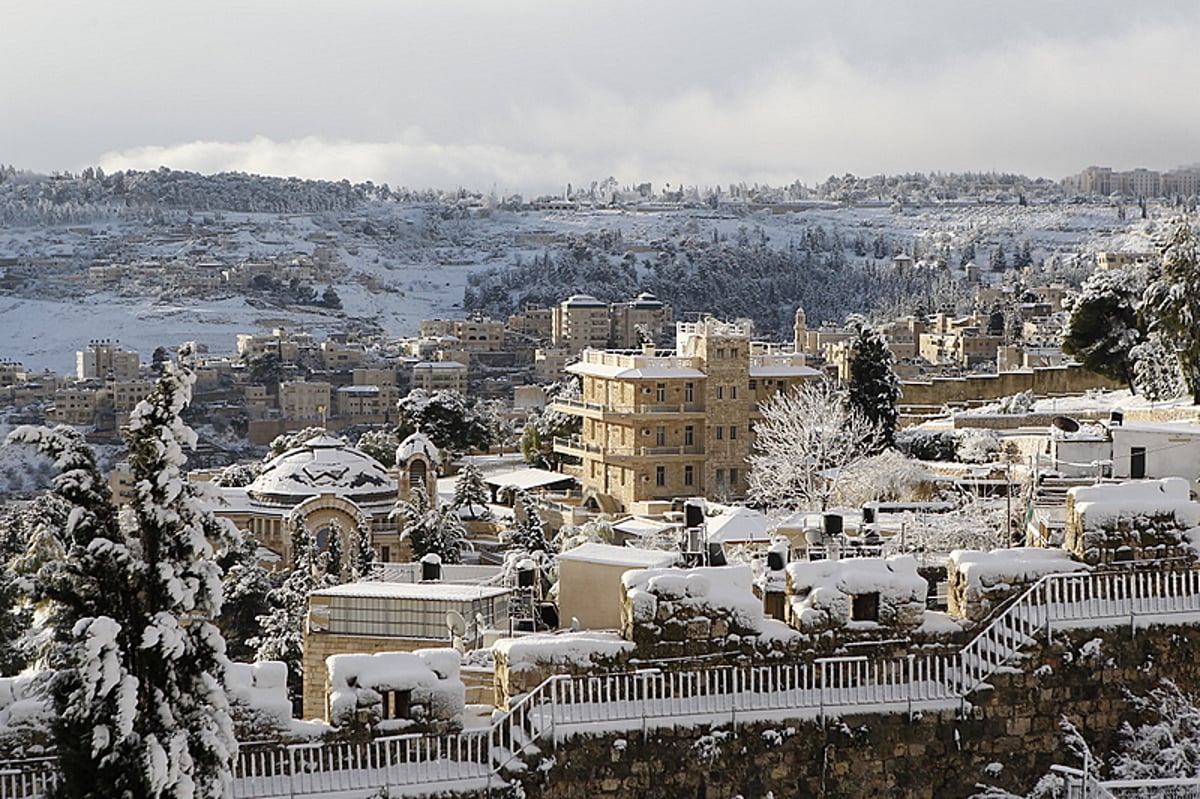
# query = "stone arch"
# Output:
<box><xmin>286</xmin><ymin>493</ymin><xmax>369</xmax><ymax>563</ymax></box>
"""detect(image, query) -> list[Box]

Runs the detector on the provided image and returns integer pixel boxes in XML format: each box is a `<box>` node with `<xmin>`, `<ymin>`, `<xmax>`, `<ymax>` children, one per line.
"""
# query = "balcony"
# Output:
<box><xmin>553</xmin><ymin>436</ymin><xmax>705</xmax><ymax>460</ymax></box>
<box><xmin>553</xmin><ymin>398</ymin><xmax>706</xmax><ymax>419</ymax></box>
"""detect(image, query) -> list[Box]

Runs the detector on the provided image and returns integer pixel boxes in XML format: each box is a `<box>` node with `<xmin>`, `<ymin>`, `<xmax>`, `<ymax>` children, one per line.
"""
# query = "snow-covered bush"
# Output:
<box><xmin>897</xmin><ymin>428</ymin><xmax>958</xmax><ymax>462</ymax></box>
<box><xmin>956</xmin><ymin>428</ymin><xmax>1002</xmax><ymax>464</ymax></box>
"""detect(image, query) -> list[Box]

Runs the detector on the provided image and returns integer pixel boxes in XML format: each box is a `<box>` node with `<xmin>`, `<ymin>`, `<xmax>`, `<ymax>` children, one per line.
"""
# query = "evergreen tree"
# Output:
<box><xmin>845</xmin><ymin>315</ymin><xmax>902</xmax><ymax>450</ymax></box>
<box><xmin>321</xmin><ymin>520</ymin><xmax>345</xmax><ymax>584</ymax></box>
<box><xmin>7</xmin><ymin>361</ymin><xmax>237</xmax><ymax>799</ymax></box>
<box><xmin>393</xmin><ymin>490</ymin><xmax>467</xmax><ymax>564</ymax></box>
<box><xmin>215</xmin><ymin>528</ymin><xmax>273</xmax><ymax>664</ymax></box>
<box><xmin>1062</xmin><ymin>263</ymin><xmax>1146</xmax><ymax>390</ymax></box>
<box><xmin>1131</xmin><ymin>332</ymin><xmax>1188</xmax><ymax>402</ymax></box>
<box><xmin>1143</xmin><ymin>220</ymin><xmax>1200</xmax><ymax>404</ymax></box>
<box><xmin>508</xmin><ymin>491</ymin><xmax>554</xmax><ymax>554</ymax></box>
<box><xmin>251</xmin><ymin>521</ymin><xmax>317</xmax><ymax>713</ymax></box>
<box><xmin>452</xmin><ymin>462</ymin><xmax>491</xmax><ymax>520</ymax></box>
<box><xmin>350</xmin><ymin>522</ymin><xmax>377</xmax><ymax>581</ymax></box>
<box><xmin>989</xmin><ymin>245</ymin><xmax>1007</xmax><ymax>272</ymax></box>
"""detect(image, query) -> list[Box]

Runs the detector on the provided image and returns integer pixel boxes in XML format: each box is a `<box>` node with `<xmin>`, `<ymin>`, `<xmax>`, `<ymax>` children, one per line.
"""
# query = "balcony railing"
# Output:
<box><xmin>553</xmin><ymin>398</ymin><xmax>707</xmax><ymax>416</ymax></box>
<box><xmin>553</xmin><ymin>436</ymin><xmax>705</xmax><ymax>458</ymax></box>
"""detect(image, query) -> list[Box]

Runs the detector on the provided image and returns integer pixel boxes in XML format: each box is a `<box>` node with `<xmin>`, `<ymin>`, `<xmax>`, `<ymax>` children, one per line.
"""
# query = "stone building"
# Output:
<box><xmin>209</xmin><ymin>434</ymin><xmax>403</xmax><ymax>566</ymax></box>
<box><xmin>553</xmin><ymin>318</ymin><xmax>819</xmax><ymax>513</ymax></box>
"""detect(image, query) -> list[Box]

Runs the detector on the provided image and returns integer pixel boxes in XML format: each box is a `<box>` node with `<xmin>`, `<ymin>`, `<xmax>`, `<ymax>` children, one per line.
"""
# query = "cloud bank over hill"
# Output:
<box><xmin>10</xmin><ymin>2</ymin><xmax>1200</xmax><ymax>193</ymax></box>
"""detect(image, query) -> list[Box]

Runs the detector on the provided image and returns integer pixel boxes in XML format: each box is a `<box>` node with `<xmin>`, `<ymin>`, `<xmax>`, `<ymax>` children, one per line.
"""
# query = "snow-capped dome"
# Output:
<box><xmin>247</xmin><ymin>435</ymin><xmax>396</xmax><ymax>505</ymax></box>
<box><xmin>396</xmin><ymin>431</ymin><xmax>440</xmax><ymax>466</ymax></box>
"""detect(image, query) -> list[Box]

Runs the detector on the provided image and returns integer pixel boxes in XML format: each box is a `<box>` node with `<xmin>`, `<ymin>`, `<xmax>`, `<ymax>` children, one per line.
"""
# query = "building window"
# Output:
<box><xmin>730</xmin><ymin>425</ymin><xmax>737</xmax><ymax>440</ymax></box>
<box><xmin>381</xmin><ymin>546</ymin><xmax>391</xmax><ymax>562</ymax></box>
<box><xmin>716</xmin><ymin>468</ymin><xmax>726</xmax><ymax>484</ymax></box>
<box><xmin>684</xmin><ymin>425</ymin><xmax>694</xmax><ymax>446</ymax></box>
<box><xmin>656</xmin><ymin>425</ymin><xmax>666</xmax><ymax>447</ymax></box>
<box><xmin>655</xmin><ymin>383</ymin><xmax>666</xmax><ymax>402</ymax></box>
<box><xmin>850</xmin><ymin>593</ymin><xmax>880</xmax><ymax>622</ymax></box>
<box><xmin>717</xmin><ymin>348</ymin><xmax>726</xmax><ymax>358</ymax></box>
<box><xmin>382</xmin><ymin>689</ymin><xmax>413</xmax><ymax>720</ymax></box>
<box><xmin>717</xmin><ymin>386</ymin><xmax>724</xmax><ymax>400</ymax></box>
<box><xmin>716</xmin><ymin>426</ymin><xmax>724</xmax><ymax>440</ymax></box>
<box><xmin>730</xmin><ymin>386</ymin><xmax>738</xmax><ymax>400</ymax></box>
<box><xmin>685</xmin><ymin>383</ymin><xmax>694</xmax><ymax>403</ymax></box>
<box><xmin>731</xmin><ymin>347</ymin><xmax>739</xmax><ymax>358</ymax></box>
<box><xmin>655</xmin><ymin>466</ymin><xmax>666</xmax><ymax>487</ymax></box>
<box><xmin>684</xmin><ymin>465</ymin><xmax>694</xmax><ymax>486</ymax></box>
<box><xmin>729</xmin><ymin>468</ymin><xmax>739</xmax><ymax>487</ymax></box>
<box><xmin>749</xmin><ymin>379</ymin><xmax>757</xmax><ymax>390</ymax></box>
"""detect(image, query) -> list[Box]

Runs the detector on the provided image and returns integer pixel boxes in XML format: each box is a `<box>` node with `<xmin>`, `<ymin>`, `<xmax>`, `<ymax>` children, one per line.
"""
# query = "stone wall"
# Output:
<box><xmin>512</xmin><ymin>623</ymin><xmax>1200</xmax><ymax>799</ymax></box>
<box><xmin>900</xmin><ymin>365</ymin><xmax>1120</xmax><ymax>411</ymax></box>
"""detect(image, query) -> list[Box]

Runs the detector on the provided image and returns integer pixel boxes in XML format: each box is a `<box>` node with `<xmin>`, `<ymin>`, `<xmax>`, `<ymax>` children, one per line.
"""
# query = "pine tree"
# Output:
<box><xmin>215</xmin><ymin>528</ymin><xmax>272</xmax><ymax>664</ymax></box>
<box><xmin>1131</xmin><ymin>332</ymin><xmax>1188</xmax><ymax>402</ymax></box>
<box><xmin>7</xmin><ymin>361</ymin><xmax>238</xmax><ymax>799</ymax></box>
<box><xmin>845</xmin><ymin>315</ymin><xmax>902</xmax><ymax>450</ymax></box>
<box><xmin>322</xmin><ymin>520</ymin><xmax>344</xmax><ymax>584</ymax></box>
<box><xmin>350</xmin><ymin>522</ymin><xmax>377</xmax><ymax>581</ymax></box>
<box><xmin>394</xmin><ymin>490</ymin><xmax>467</xmax><ymax>564</ymax></box>
<box><xmin>1143</xmin><ymin>220</ymin><xmax>1200</xmax><ymax>404</ymax></box>
<box><xmin>251</xmin><ymin>521</ymin><xmax>318</xmax><ymax>713</ymax></box>
<box><xmin>1062</xmin><ymin>263</ymin><xmax>1145</xmax><ymax>390</ymax></box>
<box><xmin>452</xmin><ymin>462</ymin><xmax>491</xmax><ymax>520</ymax></box>
<box><xmin>508</xmin><ymin>491</ymin><xmax>554</xmax><ymax>554</ymax></box>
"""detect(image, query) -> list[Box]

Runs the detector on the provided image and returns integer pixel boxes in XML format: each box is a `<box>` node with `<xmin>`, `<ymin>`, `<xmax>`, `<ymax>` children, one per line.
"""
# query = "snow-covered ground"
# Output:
<box><xmin>0</xmin><ymin>201</ymin><xmax>1161</xmax><ymax>374</ymax></box>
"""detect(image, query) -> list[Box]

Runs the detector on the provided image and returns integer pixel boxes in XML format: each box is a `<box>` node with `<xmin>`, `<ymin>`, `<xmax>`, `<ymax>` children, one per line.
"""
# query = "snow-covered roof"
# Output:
<box><xmin>748</xmin><ymin>363</ymin><xmax>822</xmax><ymax>378</ymax></box>
<box><xmin>611</xmin><ymin>515</ymin><xmax>680</xmax><ymax>538</ymax></box>
<box><xmin>566</xmin><ymin>361</ymin><xmax>707</xmax><ymax>380</ymax></box>
<box><xmin>482</xmin><ymin>467</ymin><xmax>576</xmax><ymax>492</ymax></box>
<box><xmin>312</xmin><ymin>581</ymin><xmax>511</xmax><ymax>602</ymax></box>
<box><xmin>246</xmin><ymin>435</ymin><xmax>396</xmax><ymax>504</ymax></box>
<box><xmin>397</xmin><ymin>431</ymin><xmax>439</xmax><ymax>464</ymax></box>
<box><xmin>704</xmin><ymin>505</ymin><xmax>774</xmax><ymax>543</ymax></box>
<box><xmin>948</xmin><ymin>548</ymin><xmax>1085</xmax><ymax>591</ymax></box>
<box><xmin>562</xmin><ymin>293</ymin><xmax>606</xmax><ymax>307</ymax></box>
<box><xmin>1069</xmin><ymin>477</ymin><xmax>1200</xmax><ymax>529</ymax></box>
<box><xmin>557</xmin><ymin>542</ymin><xmax>679</xmax><ymax>568</ymax></box>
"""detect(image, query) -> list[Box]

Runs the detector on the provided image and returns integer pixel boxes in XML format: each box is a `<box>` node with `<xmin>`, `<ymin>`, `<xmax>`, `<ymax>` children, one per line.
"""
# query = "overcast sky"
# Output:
<box><xmin>6</xmin><ymin>1</ymin><xmax>1200</xmax><ymax>195</ymax></box>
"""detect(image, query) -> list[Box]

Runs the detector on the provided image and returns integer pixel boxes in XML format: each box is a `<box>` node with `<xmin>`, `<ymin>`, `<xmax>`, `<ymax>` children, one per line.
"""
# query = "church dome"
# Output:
<box><xmin>247</xmin><ymin>435</ymin><xmax>397</xmax><ymax>505</ymax></box>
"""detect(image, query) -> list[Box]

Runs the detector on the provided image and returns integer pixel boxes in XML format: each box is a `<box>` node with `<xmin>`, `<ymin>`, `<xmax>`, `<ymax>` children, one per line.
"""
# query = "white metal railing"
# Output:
<box><xmin>7</xmin><ymin>567</ymin><xmax>1200</xmax><ymax>798</ymax></box>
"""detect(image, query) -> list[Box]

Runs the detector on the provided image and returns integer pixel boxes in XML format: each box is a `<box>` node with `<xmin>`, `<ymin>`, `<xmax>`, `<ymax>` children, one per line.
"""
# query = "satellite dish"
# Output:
<box><xmin>1051</xmin><ymin>416</ymin><xmax>1080</xmax><ymax>433</ymax></box>
<box><xmin>446</xmin><ymin>610</ymin><xmax>467</xmax><ymax>638</ymax></box>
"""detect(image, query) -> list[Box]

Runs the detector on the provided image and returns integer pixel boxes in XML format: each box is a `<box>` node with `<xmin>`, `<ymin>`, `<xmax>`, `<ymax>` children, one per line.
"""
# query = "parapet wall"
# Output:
<box><xmin>900</xmin><ymin>365</ymin><xmax>1120</xmax><ymax>410</ymax></box>
<box><xmin>514</xmin><ymin>623</ymin><xmax>1200</xmax><ymax>799</ymax></box>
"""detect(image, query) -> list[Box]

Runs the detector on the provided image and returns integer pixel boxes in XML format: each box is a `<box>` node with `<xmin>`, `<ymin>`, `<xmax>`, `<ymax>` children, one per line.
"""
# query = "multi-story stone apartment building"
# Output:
<box><xmin>552</xmin><ymin>318</ymin><xmax>819</xmax><ymax>513</ymax></box>
<box><xmin>76</xmin><ymin>339</ymin><xmax>141</xmax><ymax>381</ymax></box>
<box><xmin>551</xmin><ymin>292</ymin><xmax>673</xmax><ymax>354</ymax></box>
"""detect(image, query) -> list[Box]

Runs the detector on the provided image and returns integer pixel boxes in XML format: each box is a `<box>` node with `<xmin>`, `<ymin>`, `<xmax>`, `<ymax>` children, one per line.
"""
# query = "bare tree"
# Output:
<box><xmin>748</xmin><ymin>379</ymin><xmax>881</xmax><ymax>511</ymax></box>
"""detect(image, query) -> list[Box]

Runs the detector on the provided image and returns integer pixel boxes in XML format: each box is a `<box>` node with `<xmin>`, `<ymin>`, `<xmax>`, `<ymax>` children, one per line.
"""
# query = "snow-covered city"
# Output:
<box><xmin>7</xmin><ymin>4</ymin><xmax>1200</xmax><ymax>798</ymax></box>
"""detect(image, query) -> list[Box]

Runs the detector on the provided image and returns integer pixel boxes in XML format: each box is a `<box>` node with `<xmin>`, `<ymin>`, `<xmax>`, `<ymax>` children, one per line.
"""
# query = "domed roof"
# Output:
<box><xmin>396</xmin><ymin>431</ymin><xmax>440</xmax><ymax>466</ymax></box>
<box><xmin>247</xmin><ymin>435</ymin><xmax>396</xmax><ymax>505</ymax></box>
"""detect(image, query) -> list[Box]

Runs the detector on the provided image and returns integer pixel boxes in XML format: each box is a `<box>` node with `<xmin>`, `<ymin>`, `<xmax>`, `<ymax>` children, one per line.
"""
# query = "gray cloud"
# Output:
<box><xmin>13</xmin><ymin>2</ymin><xmax>1200</xmax><ymax>192</ymax></box>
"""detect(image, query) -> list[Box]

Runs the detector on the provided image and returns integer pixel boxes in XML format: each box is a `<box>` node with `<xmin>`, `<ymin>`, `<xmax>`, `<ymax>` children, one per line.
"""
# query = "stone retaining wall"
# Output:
<box><xmin>511</xmin><ymin>623</ymin><xmax>1200</xmax><ymax>799</ymax></box>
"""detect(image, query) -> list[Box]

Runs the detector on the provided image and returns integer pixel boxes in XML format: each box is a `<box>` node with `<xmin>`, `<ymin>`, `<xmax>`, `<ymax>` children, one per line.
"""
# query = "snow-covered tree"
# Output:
<box><xmin>7</xmin><ymin>360</ymin><xmax>238</xmax><ymax>799</ymax></box>
<box><xmin>1061</xmin><ymin>263</ymin><xmax>1146</xmax><ymax>391</ymax></box>
<box><xmin>1131</xmin><ymin>331</ymin><xmax>1188</xmax><ymax>402</ymax></box>
<box><xmin>212</xmin><ymin>461</ymin><xmax>261</xmax><ymax>487</ymax></box>
<box><xmin>845</xmin><ymin>314</ymin><xmax>902</xmax><ymax>449</ymax></box>
<box><xmin>834</xmin><ymin>450</ymin><xmax>931</xmax><ymax>507</ymax></box>
<box><xmin>452</xmin><ymin>462</ymin><xmax>491</xmax><ymax>520</ymax></box>
<box><xmin>519</xmin><ymin>378</ymin><xmax>582</xmax><ymax>469</ymax></box>
<box><xmin>267</xmin><ymin>426</ymin><xmax>328</xmax><ymax>458</ymax></box>
<box><xmin>356</xmin><ymin>428</ymin><xmax>399</xmax><ymax>468</ymax></box>
<box><xmin>1111</xmin><ymin>680</ymin><xmax>1200</xmax><ymax>780</ymax></box>
<box><xmin>349</xmin><ymin>522</ymin><xmax>376</xmax><ymax>581</ymax></box>
<box><xmin>1143</xmin><ymin>220</ymin><xmax>1200</xmax><ymax>404</ymax></box>
<box><xmin>747</xmin><ymin>379</ymin><xmax>882</xmax><ymax>511</ymax></box>
<box><xmin>507</xmin><ymin>491</ymin><xmax>555</xmax><ymax>554</ymax></box>
<box><xmin>393</xmin><ymin>489</ymin><xmax>467</xmax><ymax>564</ymax></box>
<box><xmin>396</xmin><ymin>389</ymin><xmax>493</xmax><ymax>454</ymax></box>
<box><xmin>215</xmin><ymin>528</ymin><xmax>273</xmax><ymax>664</ymax></box>
<box><xmin>251</xmin><ymin>520</ymin><xmax>318</xmax><ymax>712</ymax></box>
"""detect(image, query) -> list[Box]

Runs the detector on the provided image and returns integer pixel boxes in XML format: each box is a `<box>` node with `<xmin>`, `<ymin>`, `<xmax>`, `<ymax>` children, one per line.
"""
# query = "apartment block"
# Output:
<box><xmin>280</xmin><ymin>380</ymin><xmax>332</xmax><ymax>421</ymax></box>
<box><xmin>553</xmin><ymin>318</ymin><xmax>819</xmax><ymax>513</ymax></box>
<box><xmin>76</xmin><ymin>339</ymin><xmax>140</xmax><ymax>381</ymax></box>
